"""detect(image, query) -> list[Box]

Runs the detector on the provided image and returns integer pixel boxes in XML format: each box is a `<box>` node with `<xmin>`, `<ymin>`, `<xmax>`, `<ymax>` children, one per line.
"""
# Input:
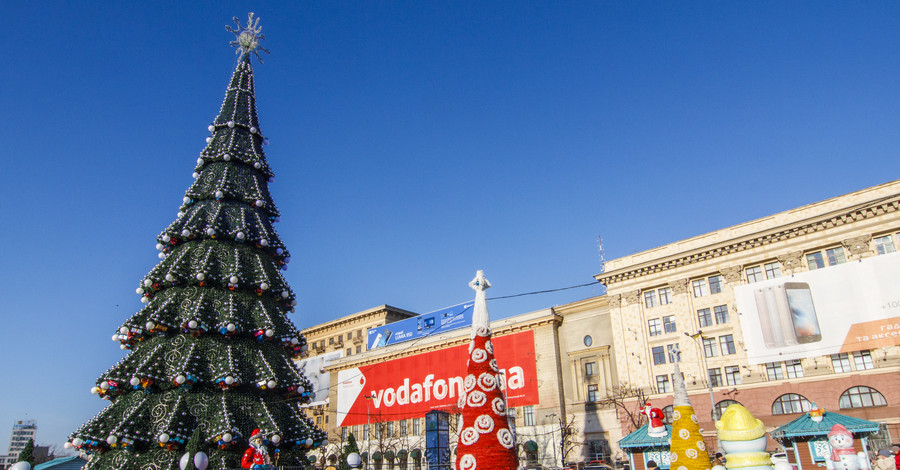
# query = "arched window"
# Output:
<box><xmin>661</xmin><ymin>405</ymin><xmax>674</xmax><ymax>425</ymax></box>
<box><xmin>713</xmin><ymin>399</ymin><xmax>741</xmax><ymax>419</ymax></box>
<box><xmin>839</xmin><ymin>386</ymin><xmax>887</xmax><ymax>409</ymax></box>
<box><xmin>772</xmin><ymin>393</ymin><xmax>812</xmax><ymax>415</ymax></box>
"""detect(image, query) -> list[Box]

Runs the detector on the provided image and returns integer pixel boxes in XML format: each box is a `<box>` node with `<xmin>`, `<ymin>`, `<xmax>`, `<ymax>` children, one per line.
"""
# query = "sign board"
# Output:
<box><xmin>295</xmin><ymin>350</ymin><xmax>343</xmax><ymax>406</ymax></box>
<box><xmin>367</xmin><ymin>302</ymin><xmax>474</xmax><ymax>349</ymax></box>
<box><xmin>337</xmin><ymin>329</ymin><xmax>539</xmax><ymax>427</ymax></box>
<box><xmin>734</xmin><ymin>252</ymin><xmax>900</xmax><ymax>365</ymax></box>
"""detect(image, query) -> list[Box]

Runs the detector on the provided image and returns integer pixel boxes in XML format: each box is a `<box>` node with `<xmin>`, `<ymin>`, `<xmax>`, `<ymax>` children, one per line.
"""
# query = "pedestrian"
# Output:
<box><xmin>893</xmin><ymin>445</ymin><xmax>900</xmax><ymax>470</ymax></box>
<box><xmin>713</xmin><ymin>453</ymin><xmax>725</xmax><ymax>467</ymax></box>
<box><xmin>875</xmin><ymin>449</ymin><xmax>895</xmax><ymax>470</ymax></box>
<box><xmin>647</xmin><ymin>460</ymin><xmax>660</xmax><ymax>470</ymax></box>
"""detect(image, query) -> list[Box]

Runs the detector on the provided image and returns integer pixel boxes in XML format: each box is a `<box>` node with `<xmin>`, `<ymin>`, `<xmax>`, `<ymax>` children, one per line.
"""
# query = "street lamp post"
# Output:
<box><xmin>684</xmin><ymin>330</ymin><xmax>719</xmax><ymax>422</ymax></box>
<box><xmin>364</xmin><ymin>393</ymin><xmax>374</xmax><ymax>470</ymax></box>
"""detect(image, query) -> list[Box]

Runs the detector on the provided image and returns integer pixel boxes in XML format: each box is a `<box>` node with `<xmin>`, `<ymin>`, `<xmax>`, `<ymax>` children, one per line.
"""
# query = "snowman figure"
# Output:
<box><xmin>825</xmin><ymin>424</ymin><xmax>869</xmax><ymax>470</ymax></box>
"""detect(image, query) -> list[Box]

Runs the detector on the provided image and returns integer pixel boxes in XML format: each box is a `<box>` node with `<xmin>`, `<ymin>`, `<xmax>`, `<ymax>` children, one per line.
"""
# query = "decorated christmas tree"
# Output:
<box><xmin>68</xmin><ymin>13</ymin><xmax>326</xmax><ymax>470</ymax></box>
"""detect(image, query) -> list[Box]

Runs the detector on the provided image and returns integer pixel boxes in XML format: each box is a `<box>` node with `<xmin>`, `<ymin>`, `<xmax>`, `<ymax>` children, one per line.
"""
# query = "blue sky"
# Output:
<box><xmin>1</xmin><ymin>1</ymin><xmax>899</xmax><ymax>450</ymax></box>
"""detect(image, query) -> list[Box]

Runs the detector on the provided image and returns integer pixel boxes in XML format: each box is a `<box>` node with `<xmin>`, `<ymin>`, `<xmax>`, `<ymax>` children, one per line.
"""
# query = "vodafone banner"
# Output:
<box><xmin>336</xmin><ymin>330</ymin><xmax>539</xmax><ymax>427</ymax></box>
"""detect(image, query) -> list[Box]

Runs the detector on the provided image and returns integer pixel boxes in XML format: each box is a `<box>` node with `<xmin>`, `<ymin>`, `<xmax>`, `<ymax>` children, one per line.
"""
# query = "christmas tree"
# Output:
<box><xmin>69</xmin><ymin>13</ymin><xmax>326</xmax><ymax>470</ymax></box>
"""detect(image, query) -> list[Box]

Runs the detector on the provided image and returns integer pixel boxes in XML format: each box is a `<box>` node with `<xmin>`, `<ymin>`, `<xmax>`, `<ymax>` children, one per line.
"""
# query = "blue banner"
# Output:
<box><xmin>367</xmin><ymin>301</ymin><xmax>474</xmax><ymax>349</ymax></box>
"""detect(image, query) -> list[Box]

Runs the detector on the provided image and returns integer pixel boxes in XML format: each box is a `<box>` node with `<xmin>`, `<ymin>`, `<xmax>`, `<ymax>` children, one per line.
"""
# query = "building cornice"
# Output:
<box><xmin>300</xmin><ymin>304</ymin><xmax>417</xmax><ymax>336</ymax></box>
<box><xmin>595</xmin><ymin>188</ymin><xmax>900</xmax><ymax>286</ymax></box>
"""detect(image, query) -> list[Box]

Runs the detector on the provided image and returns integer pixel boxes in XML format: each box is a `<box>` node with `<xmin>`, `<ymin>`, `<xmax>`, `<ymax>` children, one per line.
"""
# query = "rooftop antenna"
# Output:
<box><xmin>597</xmin><ymin>236</ymin><xmax>606</xmax><ymax>273</ymax></box>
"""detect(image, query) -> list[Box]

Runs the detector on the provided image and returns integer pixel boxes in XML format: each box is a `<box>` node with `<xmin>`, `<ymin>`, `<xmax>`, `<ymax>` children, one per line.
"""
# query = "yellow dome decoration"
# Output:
<box><xmin>716</xmin><ymin>404</ymin><xmax>765</xmax><ymax>442</ymax></box>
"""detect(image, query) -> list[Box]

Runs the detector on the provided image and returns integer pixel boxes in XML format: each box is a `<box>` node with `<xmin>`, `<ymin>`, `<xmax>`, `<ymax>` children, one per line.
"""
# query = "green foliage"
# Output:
<box><xmin>18</xmin><ymin>438</ymin><xmax>34</xmax><ymax>465</ymax></box>
<box><xmin>344</xmin><ymin>432</ymin><xmax>359</xmax><ymax>456</ymax></box>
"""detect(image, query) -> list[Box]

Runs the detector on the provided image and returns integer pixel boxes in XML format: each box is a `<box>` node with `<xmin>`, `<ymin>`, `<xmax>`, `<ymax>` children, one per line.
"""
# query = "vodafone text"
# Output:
<box><xmin>368</xmin><ymin>367</ymin><xmax>526</xmax><ymax>409</ymax></box>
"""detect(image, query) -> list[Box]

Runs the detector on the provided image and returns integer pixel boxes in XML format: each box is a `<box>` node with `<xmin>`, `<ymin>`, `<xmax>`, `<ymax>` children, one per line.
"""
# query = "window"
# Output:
<box><xmin>656</xmin><ymin>375</ymin><xmax>672</xmax><ymax>393</ymax></box>
<box><xmin>719</xmin><ymin>335</ymin><xmax>736</xmax><ymax>355</ymax></box>
<box><xmin>764</xmin><ymin>262</ymin><xmax>782</xmax><ymax>279</ymax></box>
<box><xmin>806</xmin><ymin>252</ymin><xmax>826</xmax><ymax>270</ymax></box>
<box><xmin>356</xmin><ymin>346</ymin><xmax>362</xmax><ymax>354</ymax></box>
<box><xmin>587</xmin><ymin>385</ymin><xmax>599</xmax><ymax>403</ymax></box>
<box><xmin>725</xmin><ymin>366</ymin><xmax>742</xmax><ymax>385</ymax></box>
<box><xmin>644</xmin><ymin>291</ymin><xmax>657</xmax><ymax>308</ymax></box>
<box><xmin>708</xmin><ymin>368</ymin><xmax>723</xmax><ymax>387</ymax></box>
<box><xmin>854</xmin><ymin>350</ymin><xmax>874</xmax><ymax>370</ymax></box>
<box><xmin>692</xmin><ymin>279</ymin><xmax>709</xmax><ymax>297</ymax></box>
<box><xmin>659</xmin><ymin>287</ymin><xmax>673</xmax><ymax>305</ymax></box>
<box><xmin>708</xmin><ymin>275</ymin><xmax>723</xmax><ymax>294</ymax></box>
<box><xmin>698</xmin><ymin>308</ymin><xmax>713</xmax><ymax>327</ymax></box>
<box><xmin>342</xmin><ymin>427</ymin><xmax>348</xmax><ymax>441</ymax></box>
<box><xmin>585</xmin><ymin>362</ymin><xmax>597</xmax><ymax>377</ymax></box>
<box><xmin>746</xmin><ymin>266</ymin><xmax>764</xmax><ymax>283</ymax></box>
<box><xmin>826</xmin><ymin>247</ymin><xmax>846</xmax><ymax>266</ymax></box>
<box><xmin>772</xmin><ymin>393</ymin><xmax>812</xmax><ymax>415</ymax></box>
<box><xmin>347</xmin><ymin>332</ymin><xmax>353</xmax><ymax>340</ymax></box>
<box><xmin>413</xmin><ymin>418</ymin><xmax>421</xmax><ymax>435</ymax></box>
<box><xmin>661</xmin><ymin>405</ymin><xmax>674</xmax><ymax>425</ymax></box>
<box><xmin>648</xmin><ymin>318</ymin><xmax>663</xmax><ymax>337</ymax></box>
<box><xmin>874</xmin><ymin>235</ymin><xmax>896</xmax><ymax>255</ymax></box>
<box><xmin>714</xmin><ymin>400</ymin><xmax>741</xmax><ymax>419</ymax></box>
<box><xmin>663</xmin><ymin>315</ymin><xmax>677</xmax><ymax>334</ymax></box>
<box><xmin>584</xmin><ymin>335</ymin><xmax>593</xmax><ymax>347</ymax></box>
<box><xmin>329</xmin><ymin>337</ymin><xmax>335</xmax><ymax>345</ymax></box>
<box><xmin>703</xmin><ymin>337</ymin><xmax>718</xmax><ymax>358</ymax></box>
<box><xmin>652</xmin><ymin>346</ymin><xmax>666</xmax><ymax>365</ymax></box>
<box><xmin>347</xmin><ymin>348</ymin><xmax>352</xmax><ymax>356</ymax></box>
<box><xmin>831</xmin><ymin>353</ymin><xmax>852</xmax><ymax>373</ymax></box>
<box><xmin>839</xmin><ymin>386</ymin><xmax>887</xmax><ymax>409</ymax></box>
<box><xmin>400</xmin><ymin>420</ymin><xmax>407</xmax><ymax>437</ymax></box>
<box><xmin>714</xmin><ymin>305</ymin><xmax>730</xmax><ymax>324</ymax></box>
<box><xmin>785</xmin><ymin>359</ymin><xmax>804</xmax><ymax>378</ymax></box>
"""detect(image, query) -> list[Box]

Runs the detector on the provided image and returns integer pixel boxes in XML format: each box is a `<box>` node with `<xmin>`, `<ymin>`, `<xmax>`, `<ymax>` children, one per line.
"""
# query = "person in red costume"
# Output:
<box><xmin>242</xmin><ymin>429</ymin><xmax>274</xmax><ymax>469</ymax></box>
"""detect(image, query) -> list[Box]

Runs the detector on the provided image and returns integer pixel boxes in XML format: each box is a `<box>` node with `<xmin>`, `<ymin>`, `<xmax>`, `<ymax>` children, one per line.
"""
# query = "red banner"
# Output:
<box><xmin>336</xmin><ymin>330</ymin><xmax>539</xmax><ymax>426</ymax></box>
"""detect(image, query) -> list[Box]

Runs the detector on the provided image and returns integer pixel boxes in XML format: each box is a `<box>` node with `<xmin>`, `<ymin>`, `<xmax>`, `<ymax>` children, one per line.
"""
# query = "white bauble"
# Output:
<box><xmin>194</xmin><ymin>451</ymin><xmax>209</xmax><ymax>470</ymax></box>
<box><xmin>260</xmin><ymin>239</ymin><xmax>268</xmax><ymax>246</ymax></box>
<box><xmin>159</xmin><ymin>433</ymin><xmax>170</xmax><ymax>443</ymax></box>
<box><xmin>177</xmin><ymin>211</ymin><xmax>184</xmax><ymax>218</ymax></box>
<box><xmin>183</xmin><ymin>197</ymin><xmax>190</xmax><ymax>204</ymax></box>
<box><xmin>229</xmin><ymin>276</ymin><xmax>239</xmax><ymax>284</ymax></box>
<box><xmin>119</xmin><ymin>326</ymin><xmax>128</xmax><ymax>334</ymax></box>
<box><xmin>188</xmin><ymin>320</ymin><xmax>198</xmax><ymax>329</ymax></box>
<box><xmin>267</xmin><ymin>380</ymin><xmax>276</xmax><ymax>389</ymax></box>
<box><xmin>179</xmin><ymin>452</ymin><xmax>191</xmax><ymax>470</ymax></box>
<box><xmin>156</xmin><ymin>243</ymin><xmax>164</xmax><ymax>251</ymax></box>
<box><xmin>91</xmin><ymin>387</ymin><xmax>100</xmax><ymax>394</ymax></box>
<box><xmin>206</xmin><ymin>228</ymin><xmax>215</xmax><ymax>236</ymax></box>
<box><xmin>271</xmin><ymin>435</ymin><xmax>281</xmax><ymax>444</ymax></box>
<box><xmin>146</xmin><ymin>321</ymin><xmax>155</xmax><ymax>330</ymax></box>
<box><xmin>347</xmin><ymin>453</ymin><xmax>361</xmax><ymax>468</ymax></box>
<box><xmin>181</xmin><ymin>229</ymin><xmax>191</xmax><ymax>237</ymax></box>
<box><xmin>265</xmin><ymin>329</ymin><xmax>274</xmax><ymax>337</ymax></box>
<box><xmin>192</xmin><ymin>172</ymin><xmax>199</xmax><ymax>179</ymax></box>
<box><xmin>112</xmin><ymin>334</ymin><xmax>119</xmax><ymax>341</ymax></box>
<box><xmin>281</xmin><ymin>291</ymin><xmax>289</xmax><ymax>299</ymax></box>
<box><xmin>254</xmin><ymin>162</ymin><xmax>261</xmax><ymax>169</ymax></box>
<box><xmin>64</xmin><ymin>442</ymin><xmax>73</xmax><ymax>449</ymax></box>
<box><xmin>120</xmin><ymin>344</ymin><xmax>128</xmax><ymax>350</ymax></box>
<box><xmin>158</xmin><ymin>253</ymin><xmax>166</xmax><ymax>260</ymax></box>
<box><xmin>227</xmin><ymin>121</ymin><xmax>235</xmax><ymax>128</ymax></box>
<box><xmin>165</xmin><ymin>274</ymin><xmax>175</xmax><ymax>282</ymax></box>
<box><xmin>130</xmin><ymin>377</ymin><xmax>140</xmax><ymax>386</ymax></box>
<box><xmin>175</xmin><ymin>375</ymin><xmax>186</xmax><ymax>384</ymax></box>
<box><xmin>250</xmin><ymin>127</ymin><xmax>257</xmax><ymax>133</ymax></box>
<box><xmin>161</xmin><ymin>235</ymin><xmax>170</xmax><ymax>243</ymax></box>
<box><xmin>255</xmin><ymin>200</ymin><xmax>264</xmax><ymax>207</ymax></box>
<box><xmin>72</xmin><ymin>438</ymin><xmax>83</xmax><ymax>447</ymax></box>
<box><xmin>208</xmin><ymin>125</ymin><xmax>215</xmax><ymax>132</ymax></box>
<box><xmin>226</xmin><ymin>323</ymin><xmax>235</xmax><ymax>332</ymax></box>
<box><xmin>197</xmin><ymin>157</ymin><xmax>203</xmax><ymax>164</ymax></box>
<box><xmin>224</xmin><ymin>376</ymin><xmax>235</xmax><ymax>385</ymax></box>
<box><xmin>305</xmin><ymin>438</ymin><xmax>313</xmax><ymax>446</ymax></box>
<box><xmin>215</xmin><ymin>191</ymin><xmax>224</xmax><ymax>198</ymax></box>
<box><xmin>144</xmin><ymin>277</ymin><xmax>153</xmax><ymax>285</ymax></box>
<box><xmin>236</xmin><ymin>232</ymin><xmax>245</xmax><ymax>240</ymax></box>
<box><xmin>260</xmin><ymin>282</ymin><xmax>269</xmax><ymax>291</ymax></box>
<box><xmin>107</xmin><ymin>435</ymin><xmax>117</xmax><ymax>445</ymax></box>
<box><xmin>196</xmin><ymin>273</ymin><xmax>205</xmax><ymax>281</ymax></box>
<box><xmin>100</xmin><ymin>382</ymin><xmax>110</xmax><ymax>390</ymax></box>
<box><xmin>291</xmin><ymin>337</ymin><xmax>299</xmax><ymax>345</ymax></box>
<box><xmin>222</xmin><ymin>432</ymin><xmax>232</xmax><ymax>442</ymax></box>
<box><xmin>205</xmin><ymin>137</ymin><xmax>212</xmax><ymax>144</ymax></box>
<box><xmin>223</xmin><ymin>153</ymin><xmax>231</xmax><ymax>161</ymax></box>
<box><xmin>136</xmin><ymin>287</ymin><xmax>144</xmax><ymax>294</ymax></box>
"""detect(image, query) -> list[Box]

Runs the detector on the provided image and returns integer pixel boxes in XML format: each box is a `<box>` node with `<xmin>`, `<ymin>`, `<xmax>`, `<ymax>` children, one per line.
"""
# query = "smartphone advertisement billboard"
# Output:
<box><xmin>367</xmin><ymin>301</ymin><xmax>474</xmax><ymax>350</ymax></box>
<box><xmin>734</xmin><ymin>252</ymin><xmax>900</xmax><ymax>365</ymax></box>
<box><xmin>295</xmin><ymin>350</ymin><xmax>344</xmax><ymax>406</ymax></box>
<box><xmin>336</xmin><ymin>329</ymin><xmax>539</xmax><ymax>427</ymax></box>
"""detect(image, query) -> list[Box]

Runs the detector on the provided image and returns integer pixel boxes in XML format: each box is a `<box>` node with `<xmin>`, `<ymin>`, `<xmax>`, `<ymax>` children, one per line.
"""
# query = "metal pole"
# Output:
<box><xmin>684</xmin><ymin>331</ymin><xmax>719</xmax><ymax>422</ymax></box>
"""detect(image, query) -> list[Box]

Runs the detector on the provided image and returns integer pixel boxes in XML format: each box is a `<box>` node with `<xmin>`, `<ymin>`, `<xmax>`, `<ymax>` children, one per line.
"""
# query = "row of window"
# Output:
<box><xmin>647</xmin><ymin>305</ymin><xmax>730</xmax><ymax>338</ymax></box>
<box><xmin>343</xmin><ymin>418</ymin><xmax>424</xmax><ymax>441</ymax></box>
<box><xmin>764</xmin><ymin>351</ymin><xmax>874</xmax><ymax>380</ymax></box>
<box><xmin>644</xmin><ymin>233</ymin><xmax>900</xmax><ymax>309</ymax></box>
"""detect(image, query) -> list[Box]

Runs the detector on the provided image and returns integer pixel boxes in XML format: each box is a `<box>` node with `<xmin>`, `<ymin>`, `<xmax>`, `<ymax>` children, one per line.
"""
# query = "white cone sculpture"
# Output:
<box><xmin>454</xmin><ymin>270</ymin><xmax>518</xmax><ymax>470</ymax></box>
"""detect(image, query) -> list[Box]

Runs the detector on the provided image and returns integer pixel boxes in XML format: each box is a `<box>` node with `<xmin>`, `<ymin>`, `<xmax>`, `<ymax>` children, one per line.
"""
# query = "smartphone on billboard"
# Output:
<box><xmin>783</xmin><ymin>282</ymin><xmax>822</xmax><ymax>344</ymax></box>
<box><xmin>770</xmin><ymin>284</ymin><xmax>798</xmax><ymax>347</ymax></box>
<box><xmin>376</xmin><ymin>329</ymin><xmax>393</xmax><ymax>348</ymax></box>
<box><xmin>754</xmin><ymin>288</ymin><xmax>779</xmax><ymax>348</ymax></box>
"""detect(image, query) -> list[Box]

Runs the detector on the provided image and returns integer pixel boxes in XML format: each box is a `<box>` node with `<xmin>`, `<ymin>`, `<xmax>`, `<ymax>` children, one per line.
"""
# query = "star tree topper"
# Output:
<box><xmin>227</xmin><ymin>12</ymin><xmax>270</xmax><ymax>63</ymax></box>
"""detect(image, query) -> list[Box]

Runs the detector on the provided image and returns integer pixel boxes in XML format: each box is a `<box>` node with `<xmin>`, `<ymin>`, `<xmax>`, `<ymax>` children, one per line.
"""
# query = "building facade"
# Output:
<box><xmin>595</xmin><ymin>179</ymin><xmax>900</xmax><ymax>456</ymax></box>
<box><xmin>0</xmin><ymin>420</ymin><xmax>37</xmax><ymax>469</ymax></box>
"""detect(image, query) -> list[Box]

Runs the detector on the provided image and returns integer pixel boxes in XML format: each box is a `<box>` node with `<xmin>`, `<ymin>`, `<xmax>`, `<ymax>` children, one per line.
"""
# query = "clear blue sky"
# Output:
<box><xmin>1</xmin><ymin>1</ymin><xmax>899</xmax><ymax>450</ymax></box>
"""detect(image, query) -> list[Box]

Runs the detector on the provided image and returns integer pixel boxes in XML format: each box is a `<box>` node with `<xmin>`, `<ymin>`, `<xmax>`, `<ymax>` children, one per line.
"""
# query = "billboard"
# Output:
<box><xmin>337</xmin><ymin>329</ymin><xmax>539</xmax><ymax>427</ymax></box>
<box><xmin>295</xmin><ymin>350</ymin><xmax>343</xmax><ymax>406</ymax></box>
<box><xmin>367</xmin><ymin>301</ymin><xmax>474</xmax><ymax>349</ymax></box>
<box><xmin>734</xmin><ymin>252</ymin><xmax>900</xmax><ymax>365</ymax></box>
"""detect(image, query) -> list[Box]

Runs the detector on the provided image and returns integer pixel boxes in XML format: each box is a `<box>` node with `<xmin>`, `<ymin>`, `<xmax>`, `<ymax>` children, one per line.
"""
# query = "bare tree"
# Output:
<box><xmin>555</xmin><ymin>414</ymin><xmax>585</xmax><ymax>467</ymax></box>
<box><xmin>597</xmin><ymin>383</ymin><xmax>649</xmax><ymax>433</ymax></box>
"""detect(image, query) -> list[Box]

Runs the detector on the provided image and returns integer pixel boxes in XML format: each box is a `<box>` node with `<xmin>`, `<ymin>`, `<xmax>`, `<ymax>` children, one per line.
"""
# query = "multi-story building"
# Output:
<box><xmin>595</xmin><ymin>179</ymin><xmax>900</xmax><ymax>454</ymax></box>
<box><xmin>0</xmin><ymin>420</ymin><xmax>37</xmax><ymax>469</ymax></box>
